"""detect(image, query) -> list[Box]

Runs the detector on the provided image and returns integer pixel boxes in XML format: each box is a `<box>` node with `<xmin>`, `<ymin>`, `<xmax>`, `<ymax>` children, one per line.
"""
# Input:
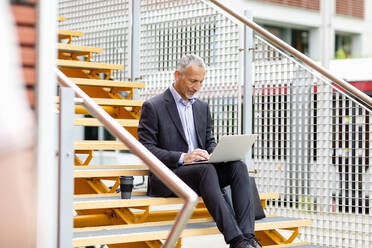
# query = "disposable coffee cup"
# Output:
<box><xmin>120</xmin><ymin>176</ymin><xmax>134</xmax><ymax>199</ymax></box>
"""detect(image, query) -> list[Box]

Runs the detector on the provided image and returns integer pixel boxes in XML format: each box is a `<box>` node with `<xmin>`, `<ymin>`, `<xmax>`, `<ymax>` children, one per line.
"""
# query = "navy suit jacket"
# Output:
<box><xmin>138</xmin><ymin>88</ymin><xmax>216</xmax><ymax>196</ymax></box>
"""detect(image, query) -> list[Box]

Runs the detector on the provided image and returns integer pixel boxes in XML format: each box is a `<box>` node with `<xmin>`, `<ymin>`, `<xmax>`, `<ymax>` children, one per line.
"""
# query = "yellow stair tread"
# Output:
<box><xmin>73</xmin><ymin>192</ymin><xmax>278</xmax><ymax>210</ymax></box>
<box><xmin>70</xmin><ymin>77</ymin><xmax>145</xmax><ymax>89</ymax></box>
<box><xmin>73</xmin><ymin>194</ymin><xmax>192</xmax><ymax>210</ymax></box>
<box><xmin>74</xmin><ymin>166</ymin><xmax>148</xmax><ymax>178</ymax></box>
<box><xmin>85</xmin><ymin>98</ymin><xmax>143</xmax><ymax>107</ymax></box>
<box><xmin>57</xmin><ymin>59</ymin><xmax>124</xmax><ymax>71</ymax></box>
<box><xmin>72</xmin><ymin>217</ymin><xmax>312</xmax><ymax>247</ymax></box>
<box><xmin>58</xmin><ymin>29</ymin><xmax>84</xmax><ymax>37</ymax></box>
<box><xmin>57</xmin><ymin>43</ymin><xmax>103</xmax><ymax>54</ymax></box>
<box><xmin>259</xmin><ymin>192</ymin><xmax>279</xmax><ymax>200</ymax></box>
<box><xmin>56</xmin><ymin>96</ymin><xmax>143</xmax><ymax>107</ymax></box>
<box><xmin>75</xmin><ymin>165</ymin><xmax>148</xmax><ymax>169</ymax></box>
<box><xmin>58</xmin><ymin>16</ymin><xmax>66</xmax><ymax>22</ymax></box>
<box><xmin>72</xmin><ymin>218</ymin><xmax>213</xmax><ymax>247</ymax></box>
<box><xmin>264</xmin><ymin>242</ymin><xmax>312</xmax><ymax>248</ymax></box>
<box><xmin>74</xmin><ymin>118</ymin><xmax>139</xmax><ymax>127</ymax></box>
<box><xmin>74</xmin><ymin>140</ymin><xmax>128</xmax><ymax>150</ymax></box>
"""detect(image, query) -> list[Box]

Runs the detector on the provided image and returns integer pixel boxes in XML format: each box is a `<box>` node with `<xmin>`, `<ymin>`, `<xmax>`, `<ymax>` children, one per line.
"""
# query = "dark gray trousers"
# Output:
<box><xmin>174</xmin><ymin>160</ymin><xmax>255</xmax><ymax>243</ymax></box>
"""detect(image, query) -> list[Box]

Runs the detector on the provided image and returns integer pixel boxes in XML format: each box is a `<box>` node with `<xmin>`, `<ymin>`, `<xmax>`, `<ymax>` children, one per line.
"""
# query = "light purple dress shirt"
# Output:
<box><xmin>169</xmin><ymin>84</ymin><xmax>198</xmax><ymax>164</ymax></box>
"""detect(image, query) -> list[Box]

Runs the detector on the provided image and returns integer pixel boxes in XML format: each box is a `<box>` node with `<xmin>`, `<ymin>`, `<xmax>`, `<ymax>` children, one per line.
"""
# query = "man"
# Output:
<box><xmin>138</xmin><ymin>54</ymin><xmax>261</xmax><ymax>248</ymax></box>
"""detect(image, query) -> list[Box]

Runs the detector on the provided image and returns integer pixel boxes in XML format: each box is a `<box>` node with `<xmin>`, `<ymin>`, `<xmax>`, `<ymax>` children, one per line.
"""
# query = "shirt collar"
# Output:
<box><xmin>169</xmin><ymin>84</ymin><xmax>196</xmax><ymax>105</ymax></box>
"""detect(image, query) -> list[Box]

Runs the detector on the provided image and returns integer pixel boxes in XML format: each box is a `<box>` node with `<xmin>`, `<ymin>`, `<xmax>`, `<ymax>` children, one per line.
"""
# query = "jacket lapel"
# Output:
<box><xmin>164</xmin><ymin>89</ymin><xmax>188</xmax><ymax>145</ymax></box>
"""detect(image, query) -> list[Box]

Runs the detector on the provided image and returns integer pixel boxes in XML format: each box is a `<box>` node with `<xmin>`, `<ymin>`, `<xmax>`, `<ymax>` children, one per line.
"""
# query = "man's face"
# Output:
<box><xmin>174</xmin><ymin>64</ymin><xmax>205</xmax><ymax>102</ymax></box>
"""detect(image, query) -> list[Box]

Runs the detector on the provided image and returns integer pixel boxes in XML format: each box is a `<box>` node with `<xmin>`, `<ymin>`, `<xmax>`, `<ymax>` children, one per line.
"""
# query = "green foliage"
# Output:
<box><xmin>334</xmin><ymin>48</ymin><xmax>352</xmax><ymax>59</ymax></box>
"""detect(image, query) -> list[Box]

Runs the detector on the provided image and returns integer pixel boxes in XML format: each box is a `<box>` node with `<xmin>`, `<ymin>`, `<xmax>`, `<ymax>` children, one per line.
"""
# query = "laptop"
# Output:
<box><xmin>184</xmin><ymin>134</ymin><xmax>258</xmax><ymax>165</ymax></box>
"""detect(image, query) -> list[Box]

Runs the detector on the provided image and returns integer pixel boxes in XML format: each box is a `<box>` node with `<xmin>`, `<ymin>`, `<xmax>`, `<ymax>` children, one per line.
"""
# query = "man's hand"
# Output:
<box><xmin>183</xmin><ymin>149</ymin><xmax>210</xmax><ymax>164</ymax></box>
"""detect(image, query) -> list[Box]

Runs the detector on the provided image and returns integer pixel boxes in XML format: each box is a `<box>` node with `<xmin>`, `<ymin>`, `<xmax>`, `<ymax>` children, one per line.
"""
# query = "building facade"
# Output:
<box><xmin>227</xmin><ymin>0</ymin><xmax>372</xmax><ymax>61</ymax></box>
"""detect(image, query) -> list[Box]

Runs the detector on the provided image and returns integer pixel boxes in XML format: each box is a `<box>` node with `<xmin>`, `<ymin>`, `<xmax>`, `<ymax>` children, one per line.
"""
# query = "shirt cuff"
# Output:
<box><xmin>178</xmin><ymin>153</ymin><xmax>185</xmax><ymax>165</ymax></box>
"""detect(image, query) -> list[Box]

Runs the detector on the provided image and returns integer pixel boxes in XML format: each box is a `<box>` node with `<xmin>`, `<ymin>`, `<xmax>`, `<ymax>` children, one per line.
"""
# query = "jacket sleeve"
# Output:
<box><xmin>137</xmin><ymin>100</ymin><xmax>182</xmax><ymax>169</ymax></box>
<box><xmin>205</xmin><ymin>104</ymin><xmax>216</xmax><ymax>154</ymax></box>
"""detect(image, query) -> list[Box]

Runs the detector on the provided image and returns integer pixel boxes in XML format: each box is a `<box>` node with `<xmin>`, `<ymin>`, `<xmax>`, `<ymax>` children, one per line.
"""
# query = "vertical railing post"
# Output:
<box><xmin>37</xmin><ymin>1</ymin><xmax>58</xmax><ymax>247</ymax></box>
<box><xmin>58</xmin><ymin>87</ymin><xmax>75</xmax><ymax>248</ymax></box>
<box><xmin>320</xmin><ymin>0</ymin><xmax>335</xmax><ymax>68</ymax></box>
<box><xmin>130</xmin><ymin>0</ymin><xmax>141</xmax><ymax>82</ymax></box>
<box><xmin>243</xmin><ymin>10</ymin><xmax>254</xmax><ymax>170</ymax></box>
<box><xmin>129</xmin><ymin>0</ymin><xmax>145</xmax><ymax>185</ymax></box>
<box><xmin>317</xmin><ymin>83</ymin><xmax>334</xmax><ymax>214</ymax></box>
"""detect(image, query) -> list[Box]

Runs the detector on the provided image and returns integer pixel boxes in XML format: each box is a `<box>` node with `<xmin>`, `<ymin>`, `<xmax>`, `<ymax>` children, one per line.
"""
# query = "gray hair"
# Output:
<box><xmin>177</xmin><ymin>54</ymin><xmax>206</xmax><ymax>73</ymax></box>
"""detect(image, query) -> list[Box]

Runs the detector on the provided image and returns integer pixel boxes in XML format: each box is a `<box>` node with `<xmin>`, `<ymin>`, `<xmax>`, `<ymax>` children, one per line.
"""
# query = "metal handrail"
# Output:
<box><xmin>207</xmin><ymin>0</ymin><xmax>372</xmax><ymax>108</ymax></box>
<box><xmin>55</xmin><ymin>68</ymin><xmax>198</xmax><ymax>248</ymax></box>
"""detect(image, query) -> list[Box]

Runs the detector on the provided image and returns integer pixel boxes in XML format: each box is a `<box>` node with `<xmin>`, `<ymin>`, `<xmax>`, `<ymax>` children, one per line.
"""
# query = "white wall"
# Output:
<box><xmin>224</xmin><ymin>0</ymin><xmax>372</xmax><ymax>59</ymax></box>
<box><xmin>330</xmin><ymin>58</ymin><xmax>372</xmax><ymax>81</ymax></box>
<box><xmin>225</xmin><ymin>0</ymin><xmax>320</xmax><ymax>28</ymax></box>
<box><xmin>361</xmin><ymin>0</ymin><xmax>372</xmax><ymax>57</ymax></box>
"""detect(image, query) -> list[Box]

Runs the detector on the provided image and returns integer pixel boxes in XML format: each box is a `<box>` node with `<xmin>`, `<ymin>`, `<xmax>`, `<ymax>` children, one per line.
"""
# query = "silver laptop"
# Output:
<box><xmin>184</xmin><ymin>134</ymin><xmax>258</xmax><ymax>165</ymax></box>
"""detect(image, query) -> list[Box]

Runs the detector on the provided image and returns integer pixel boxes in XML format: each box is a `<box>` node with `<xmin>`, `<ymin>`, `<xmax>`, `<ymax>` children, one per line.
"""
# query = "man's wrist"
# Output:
<box><xmin>178</xmin><ymin>153</ymin><xmax>185</xmax><ymax>165</ymax></box>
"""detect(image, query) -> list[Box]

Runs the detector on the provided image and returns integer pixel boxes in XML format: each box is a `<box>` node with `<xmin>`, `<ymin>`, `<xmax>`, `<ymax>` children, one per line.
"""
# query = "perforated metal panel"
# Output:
<box><xmin>139</xmin><ymin>0</ymin><xmax>242</xmax><ymax>140</ymax></box>
<box><xmin>253</xmin><ymin>36</ymin><xmax>372</xmax><ymax>248</ymax></box>
<box><xmin>58</xmin><ymin>0</ymin><xmax>129</xmax><ymax>81</ymax></box>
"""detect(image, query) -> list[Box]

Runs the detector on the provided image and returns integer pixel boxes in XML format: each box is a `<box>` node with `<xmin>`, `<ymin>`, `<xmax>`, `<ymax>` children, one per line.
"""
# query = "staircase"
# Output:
<box><xmin>57</xmin><ymin>17</ymin><xmax>315</xmax><ymax>248</ymax></box>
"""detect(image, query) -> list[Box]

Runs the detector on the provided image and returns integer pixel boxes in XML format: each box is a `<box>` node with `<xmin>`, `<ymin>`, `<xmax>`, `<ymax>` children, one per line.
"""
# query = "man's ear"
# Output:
<box><xmin>174</xmin><ymin>69</ymin><xmax>181</xmax><ymax>81</ymax></box>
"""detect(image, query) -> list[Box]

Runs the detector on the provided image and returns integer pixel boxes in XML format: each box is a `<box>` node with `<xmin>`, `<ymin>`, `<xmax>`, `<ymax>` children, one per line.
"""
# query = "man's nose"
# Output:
<box><xmin>193</xmin><ymin>82</ymin><xmax>201</xmax><ymax>91</ymax></box>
